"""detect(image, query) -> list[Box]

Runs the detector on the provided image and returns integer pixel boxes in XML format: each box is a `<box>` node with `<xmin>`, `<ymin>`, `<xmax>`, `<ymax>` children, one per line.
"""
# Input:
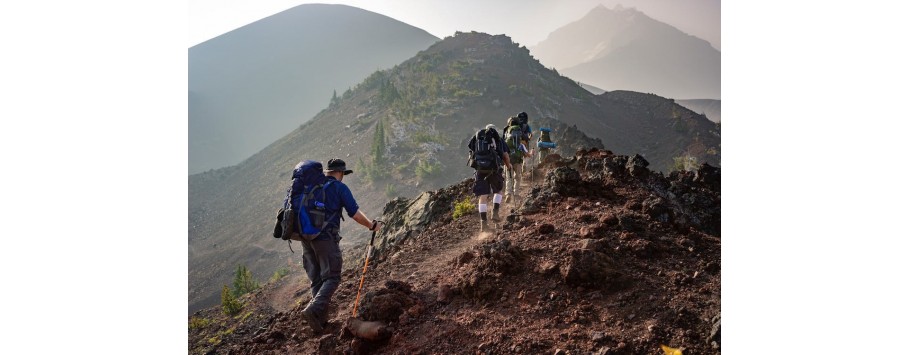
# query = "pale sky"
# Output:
<box><xmin>189</xmin><ymin>0</ymin><xmax>720</xmax><ymax>50</ymax></box>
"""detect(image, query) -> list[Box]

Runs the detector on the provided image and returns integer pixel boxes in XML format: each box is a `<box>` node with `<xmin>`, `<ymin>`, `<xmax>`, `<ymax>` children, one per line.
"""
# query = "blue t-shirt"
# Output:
<box><xmin>522</xmin><ymin>124</ymin><xmax>533</xmax><ymax>141</ymax></box>
<box><xmin>317</xmin><ymin>176</ymin><xmax>360</xmax><ymax>240</ymax></box>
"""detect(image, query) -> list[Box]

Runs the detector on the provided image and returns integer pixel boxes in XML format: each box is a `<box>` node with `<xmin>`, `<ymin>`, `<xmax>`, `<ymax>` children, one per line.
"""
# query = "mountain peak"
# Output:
<box><xmin>531</xmin><ymin>4</ymin><xmax>720</xmax><ymax>99</ymax></box>
<box><xmin>588</xmin><ymin>3</ymin><xmax>641</xmax><ymax>16</ymax></box>
<box><xmin>189</xmin><ymin>4</ymin><xmax>438</xmax><ymax>174</ymax></box>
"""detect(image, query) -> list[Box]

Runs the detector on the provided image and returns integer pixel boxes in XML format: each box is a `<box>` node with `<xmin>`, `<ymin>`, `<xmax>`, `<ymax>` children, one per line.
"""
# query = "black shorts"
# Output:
<box><xmin>473</xmin><ymin>170</ymin><xmax>504</xmax><ymax>196</ymax></box>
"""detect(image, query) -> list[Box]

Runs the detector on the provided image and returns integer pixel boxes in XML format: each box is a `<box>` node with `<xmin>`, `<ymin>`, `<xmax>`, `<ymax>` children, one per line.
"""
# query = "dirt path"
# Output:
<box><xmin>380</xmin><ymin>165</ymin><xmax>536</xmax><ymax>291</ymax></box>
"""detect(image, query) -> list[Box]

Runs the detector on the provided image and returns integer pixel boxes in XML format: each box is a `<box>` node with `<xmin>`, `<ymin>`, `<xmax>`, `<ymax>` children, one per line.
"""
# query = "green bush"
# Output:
<box><xmin>415</xmin><ymin>160</ymin><xmax>442</xmax><ymax>181</ymax></box>
<box><xmin>452</xmin><ymin>196</ymin><xmax>474</xmax><ymax>220</ymax></box>
<box><xmin>385</xmin><ymin>183</ymin><xmax>398</xmax><ymax>198</ymax></box>
<box><xmin>269</xmin><ymin>268</ymin><xmax>290</xmax><ymax>283</ymax></box>
<box><xmin>453</xmin><ymin>89</ymin><xmax>481</xmax><ymax>99</ymax></box>
<box><xmin>361</xmin><ymin>160</ymin><xmax>389</xmax><ymax>184</ymax></box>
<box><xmin>221</xmin><ymin>285</ymin><xmax>242</xmax><ymax>316</ymax></box>
<box><xmin>672</xmin><ymin>155</ymin><xmax>699</xmax><ymax>172</ymax></box>
<box><xmin>189</xmin><ymin>316</ymin><xmax>211</xmax><ymax>330</ymax></box>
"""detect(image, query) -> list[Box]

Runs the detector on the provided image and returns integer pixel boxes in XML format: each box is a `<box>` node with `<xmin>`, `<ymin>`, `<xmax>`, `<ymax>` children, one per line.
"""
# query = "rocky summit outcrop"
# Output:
<box><xmin>189</xmin><ymin>147</ymin><xmax>720</xmax><ymax>355</ymax></box>
<box><xmin>376</xmin><ymin>179</ymin><xmax>474</xmax><ymax>253</ymax></box>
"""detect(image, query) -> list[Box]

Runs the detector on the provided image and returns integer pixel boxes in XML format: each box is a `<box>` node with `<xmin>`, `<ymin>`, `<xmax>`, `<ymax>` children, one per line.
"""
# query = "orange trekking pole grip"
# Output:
<box><xmin>352</xmin><ymin>220</ymin><xmax>383</xmax><ymax>317</ymax></box>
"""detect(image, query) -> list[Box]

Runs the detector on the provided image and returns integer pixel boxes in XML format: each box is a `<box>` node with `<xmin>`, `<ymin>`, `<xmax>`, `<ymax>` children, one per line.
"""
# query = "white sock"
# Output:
<box><xmin>478</xmin><ymin>203</ymin><xmax>488</xmax><ymax>213</ymax></box>
<box><xmin>493</xmin><ymin>194</ymin><xmax>503</xmax><ymax>204</ymax></box>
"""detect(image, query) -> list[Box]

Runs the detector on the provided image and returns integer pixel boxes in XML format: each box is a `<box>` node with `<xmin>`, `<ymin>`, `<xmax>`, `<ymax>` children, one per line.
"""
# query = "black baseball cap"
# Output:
<box><xmin>325</xmin><ymin>158</ymin><xmax>353</xmax><ymax>175</ymax></box>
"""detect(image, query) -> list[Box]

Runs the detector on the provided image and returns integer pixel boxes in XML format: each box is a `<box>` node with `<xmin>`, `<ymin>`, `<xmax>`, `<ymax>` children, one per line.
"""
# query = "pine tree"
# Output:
<box><xmin>221</xmin><ymin>285</ymin><xmax>242</xmax><ymax>316</ymax></box>
<box><xmin>371</xmin><ymin>120</ymin><xmax>385</xmax><ymax>165</ymax></box>
<box><xmin>232</xmin><ymin>265</ymin><xmax>259</xmax><ymax>297</ymax></box>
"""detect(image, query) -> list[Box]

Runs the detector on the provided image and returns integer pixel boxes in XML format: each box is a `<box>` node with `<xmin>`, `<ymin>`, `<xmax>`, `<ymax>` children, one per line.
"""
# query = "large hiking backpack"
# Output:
<box><xmin>537</xmin><ymin>127</ymin><xmax>556</xmax><ymax>148</ymax></box>
<box><xmin>505</xmin><ymin>124</ymin><xmax>524</xmax><ymax>164</ymax></box>
<box><xmin>517</xmin><ymin>112</ymin><xmax>530</xmax><ymax>140</ymax></box>
<box><xmin>471</xmin><ymin>128</ymin><xmax>499</xmax><ymax>173</ymax></box>
<box><xmin>276</xmin><ymin>160</ymin><xmax>334</xmax><ymax>242</ymax></box>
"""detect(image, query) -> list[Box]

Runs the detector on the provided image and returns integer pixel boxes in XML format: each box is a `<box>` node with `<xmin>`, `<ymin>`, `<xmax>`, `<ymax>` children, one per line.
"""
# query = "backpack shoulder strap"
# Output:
<box><xmin>319</xmin><ymin>180</ymin><xmax>344</xmax><ymax>227</ymax></box>
<box><xmin>320</xmin><ymin>180</ymin><xmax>336</xmax><ymax>204</ymax></box>
<box><xmin>302</xmin><ymin>183</ymin><xmax>323</xmax><ymax>208</ymax></box>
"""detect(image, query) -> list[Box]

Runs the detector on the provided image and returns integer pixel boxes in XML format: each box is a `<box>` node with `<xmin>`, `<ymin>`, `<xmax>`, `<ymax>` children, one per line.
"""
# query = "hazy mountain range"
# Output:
<box><xmin>582</xmin><ymin>86</ymin><xmax>722</xmax><ymax>123</ymax></box>
<box><xmin>188</xmin><ymin>32</ymin><xmax>720</xmax><ymax>313</ymax></box>
<box><xmin>531</xmin><ymin>5</ymin><xmax>720</xmax><ymax>100</ymax></box>
<box><xmin>189</xmin><ymin>4</ymin><xmax>439</xmax><ymax>174</ymax></box>
<box><xmin>677</xmin><ymin>99</ymin><xmax>721</xmax><ymax>123</ymax></box>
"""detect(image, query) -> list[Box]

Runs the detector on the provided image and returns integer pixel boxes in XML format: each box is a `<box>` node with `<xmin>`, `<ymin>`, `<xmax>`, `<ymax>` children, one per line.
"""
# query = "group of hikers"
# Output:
<box><xmin>275</xmin><ymin>111</ymin><xmax>555</xmax><ymax>334</ymax></box>
<box><xmin>467</xmin><ymin>111</ymin><xmax>555</xmax><ymax>232</ymax></box>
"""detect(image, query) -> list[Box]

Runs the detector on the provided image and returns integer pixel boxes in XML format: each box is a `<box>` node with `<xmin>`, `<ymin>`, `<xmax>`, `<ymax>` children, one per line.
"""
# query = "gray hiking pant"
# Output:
<box><xmin>539</xmin><ymin>148</ymin><xmax>550</xmax><ymax>164</ymax></box>
<box><xmin>506</xmin><ymin>163</ymin><xmax>523</xmax><ymax>195</ymax></box>
<box><xmin>300</xmin><ymin>234</ymin><xmax>343</xmax><ymax>318</ymax></box>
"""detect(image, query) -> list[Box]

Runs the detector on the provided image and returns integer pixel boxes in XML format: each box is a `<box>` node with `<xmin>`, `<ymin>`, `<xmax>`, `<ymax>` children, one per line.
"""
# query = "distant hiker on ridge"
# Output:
<box><xmin>467</xmin><ymin>124</ymin><xmax>511</xmax><ymax>233</ymax></box>
<box><xmin>295</xmin><ymin>158</ymin><xmax>381</xmax><ymax>334</ymax></box>
<box><xmin>537</xmin><ymin>126</ymin><xmax>557</xmax><ymax>164</ymax></box>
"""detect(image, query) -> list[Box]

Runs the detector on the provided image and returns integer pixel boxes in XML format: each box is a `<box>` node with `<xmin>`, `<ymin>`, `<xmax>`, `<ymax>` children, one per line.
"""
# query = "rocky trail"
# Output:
<box><xmin>189</xmin><ymin>148</ymin><xmax>721</xmax><ymax>355</ymax></box>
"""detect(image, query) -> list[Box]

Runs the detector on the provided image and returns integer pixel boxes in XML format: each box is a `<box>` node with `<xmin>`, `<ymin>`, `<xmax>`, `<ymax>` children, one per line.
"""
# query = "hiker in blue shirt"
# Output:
<box><xmin>300</xmin><ymin>158</ymin><xmax>380</xmax><ymax>334</ymax></box>
<box><xmin>516</xmin><ymin>111</ymin><xmax>533</xmax><ymax>144</ymax></box>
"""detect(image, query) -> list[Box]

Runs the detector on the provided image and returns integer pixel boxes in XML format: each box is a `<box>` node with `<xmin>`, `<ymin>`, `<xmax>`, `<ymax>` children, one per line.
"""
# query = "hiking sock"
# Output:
<box><xmin>479</xmin><ymin>203</ymin><xmax>489</xmax><ymax>231</ymax></box>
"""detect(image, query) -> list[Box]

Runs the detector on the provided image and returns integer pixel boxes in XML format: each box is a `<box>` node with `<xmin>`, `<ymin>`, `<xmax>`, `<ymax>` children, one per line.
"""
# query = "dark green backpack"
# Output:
<box><xmin>505</xmin><ymin>124</ymin><xmax>523</xmax><ymax>164</ymax></box>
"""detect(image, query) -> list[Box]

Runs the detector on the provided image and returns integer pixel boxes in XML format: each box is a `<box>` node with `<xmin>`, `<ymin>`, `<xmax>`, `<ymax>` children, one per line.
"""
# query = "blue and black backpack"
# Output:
<box><xmin>275</xmin><ymin>160</ymin><xmax>336</xmax><ymax>245</ymax></box>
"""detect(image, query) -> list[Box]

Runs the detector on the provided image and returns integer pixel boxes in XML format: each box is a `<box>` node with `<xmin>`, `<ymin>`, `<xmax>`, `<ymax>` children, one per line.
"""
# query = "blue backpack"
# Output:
<box><xmin>276</xmin><ymin>160</ymin><xmax>335</xmax><ymax>243</ymax></box>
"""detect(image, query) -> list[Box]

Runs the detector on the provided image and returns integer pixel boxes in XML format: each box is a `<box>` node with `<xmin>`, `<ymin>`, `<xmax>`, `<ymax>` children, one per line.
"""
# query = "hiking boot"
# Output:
<box><xmin>302</xmin><ymin>308</ymin><xmax>324</xmax><ymax>333</ymax></box>
<box><xmin>480</xmin><ymin>220</ymin><xmax>490</xmax><ymax>233</ymax></box>
<box><xmin>492</xmin><ymin>209</ymin><xmax>500</xmax><ymax>222</ymax></box>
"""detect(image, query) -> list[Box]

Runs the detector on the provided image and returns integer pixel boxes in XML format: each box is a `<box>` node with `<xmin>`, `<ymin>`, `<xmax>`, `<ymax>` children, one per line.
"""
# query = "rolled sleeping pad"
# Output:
<box><xmin>537</xmin><ymin>141</ymin><xmax>557</xmax><ymax>149</ymax></box>
<box><xmin>539</xmin><ymin>127</ymin><xmax>552</xmax><ymax>132</ymax></box>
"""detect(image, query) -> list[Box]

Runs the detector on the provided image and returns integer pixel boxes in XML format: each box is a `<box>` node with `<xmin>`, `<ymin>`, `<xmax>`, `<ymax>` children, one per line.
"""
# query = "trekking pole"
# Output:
<box><xmin>352</xmin><ymin>220</ymin><xmax>384</xmax><ymax>317</ymax></box>
<box><xmin>530</xmin><ymin>149</ymin><xmax>535</xmax><ymax>185</ymax></box>
<box><xmin>507</xmin><ymin>168</ymin><xmax>514</xmax><ymax>201</ymax></box>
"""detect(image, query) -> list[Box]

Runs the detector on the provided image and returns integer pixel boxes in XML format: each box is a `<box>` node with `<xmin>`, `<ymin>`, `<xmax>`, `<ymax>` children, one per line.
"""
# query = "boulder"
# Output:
<box><xmin>547</xmin><ymin>167</ymin><xmax>582</xmax><ymax>195</ymax></box>
<box><xmin>560</xmin><ymin>248</ymin><xmax>626</xmax><ymax>290</ymax></box>
<box><xmin>626</xmin><ymin>154</ymin><xmax>650</xmax><ymax>177</ymax></box>
<box><xmin>345</xmin><ymin>318</ymin><xmax>392</xmax><ymax>341</ymax></box>
<box><xmin>356</xmin><ymin>280</ymin><xmax>415</xmax><ymax>322</ymax></box>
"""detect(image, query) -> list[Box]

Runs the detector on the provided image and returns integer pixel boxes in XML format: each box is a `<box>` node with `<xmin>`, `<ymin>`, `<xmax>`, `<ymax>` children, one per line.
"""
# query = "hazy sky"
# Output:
<box><xmin>189</xmin><ymin>0</ymin><xmax>720</xmax><ymax>50</ymax></box>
